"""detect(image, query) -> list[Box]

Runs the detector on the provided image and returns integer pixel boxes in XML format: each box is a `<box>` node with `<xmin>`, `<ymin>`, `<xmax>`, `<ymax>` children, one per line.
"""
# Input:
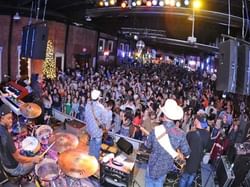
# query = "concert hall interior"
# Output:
<box><xmin>0</xmin><ymin>0</ymin><xmax>250</xmax><ymax>187</ymax></box>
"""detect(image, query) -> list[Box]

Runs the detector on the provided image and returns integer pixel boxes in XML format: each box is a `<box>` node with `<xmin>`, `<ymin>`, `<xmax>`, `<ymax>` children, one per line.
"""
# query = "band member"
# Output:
<box><xmin>144</xmin><ymin>99</ymin><xmax>190</xmax><ymax>187</ymax></box>
<box><xmin>0</xmin><ymin>104</ymin><xmax>42</xmax><ymax>176</ymax></box>
<box><xmin>179</xmin><ymin>113</ymin><xmax>210</xmax><ymax>187</ymax></box>
<box><xmin>84</xmin><ymin>89</ymin><xmax>106</xmax><ymax>159</ymax></box>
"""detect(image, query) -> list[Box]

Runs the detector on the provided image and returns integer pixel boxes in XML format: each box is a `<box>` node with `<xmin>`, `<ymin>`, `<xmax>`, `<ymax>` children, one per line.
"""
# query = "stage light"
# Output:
<box><xmin>176</xmin><ymin>1</ymin><xmax>181</xmax><ymax>7</ymax></box>
<box><xmin>136</xmin><ymin>0</ymin><xmax>142</xmax><ymax>6</ymax></box>
<box><xmin>152</xmin><ymin>0</ymin><xmax>158</xmax><ymax>6</ymax></box>
<box><xmin>104</xmin><ymin>1</ymin><xmax>109</xmax><ymax>6</ymax></box>
<box><xmin>164</xmin><ymin>0</ymin><xmax>170</xmax><ymax>5</ymax></box>
<box><xmin>184</xmin><ymin>0</ymin><xmax>189</xmax><ymax>6</ymax></box>
<box><xmin>132</xmin><ymin>1</ymin><xmax>137</xmax><ymax>6</ymax></box>
<box><xmin>110</xmin><ymin>0</ymin><xmax>115</xmax><ymax>5</ymax></box>
<box><xmin>99</xmin><ymin>1</ymin><xmax>104</xmax><ymax>6</ymax></box>
<box><xmin>170</xmin><ymin>0</ymin><xmax>175</xmax><ymax>6</ymax></box>
<box><xmin>121</xmin><ymin>1</ymin><xmax>127</xmax><ymax>8</ymax></box>
<box><xmin>146</xmin><ymin>0</ymin><xmax>152</xmax><ymax>6</ymax></box>
<box><xmin>159</xmin><ymin>0</ymin><xmax>164</xmax><ymax>6</ymax></box>
<box><xmin>193</xmin><ymin>0</ymin><xmax>201</xmax><ymax>9</ymax></box>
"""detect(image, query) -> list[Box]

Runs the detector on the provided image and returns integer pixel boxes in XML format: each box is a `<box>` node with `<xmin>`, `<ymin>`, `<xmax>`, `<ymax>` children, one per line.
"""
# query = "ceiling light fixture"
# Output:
<box><xmin>13</xmin><ymin>12</ymin><xmax>21</xmax><ymax>20</ymax></box>
<box><xmin>85</xmin><ymin>16</ymin><xmax>92</xmax><ymax>22</ymax></box>
<box><xmin>184</xmin><ymin>0</ymin><xmax>189</xmax><ymax>6</ymax></box>
<box><xmin>170</xmin><ymin>0</ymin><xmax>175</xmax><ymax>6</ymax></box>
<box><xmin>146</xmin><ymin>0</ymin><xmax>152</xmax><ymax>7</ymax></box>
<box><xmin>136</xmin><ymin>0</ymin><xmax>142</xmax><ymax>6</ymax></box>
<box><xmin>132</xmin><ymin>1</ymin><xmax>137</xmax><ymax>6</ymax></box>
<box><xmin>152</xmin><ymin>0</ymin><xmax>158</xmax><ymax>6</ymax></box>
<box><xmin>176</xmin><ymin>1</ymin><xmax>181</xmax><ymax>7</ymax></box>
<box><xmin>159</xmin><ymin>0</ymin><xmax>164</xmax><ymax>6</ymax></box>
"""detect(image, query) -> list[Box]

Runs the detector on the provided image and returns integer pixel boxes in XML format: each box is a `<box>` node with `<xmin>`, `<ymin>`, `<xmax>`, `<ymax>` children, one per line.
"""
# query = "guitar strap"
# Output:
<box><xmin>91</xmin><ymin>102</ymin><xmax>103</xmax><ymax>129</ymax></box>
<box><xmin>154</xmin><ymin>125</ymin><xmax>178</xmax><ymax>159</ymax></box>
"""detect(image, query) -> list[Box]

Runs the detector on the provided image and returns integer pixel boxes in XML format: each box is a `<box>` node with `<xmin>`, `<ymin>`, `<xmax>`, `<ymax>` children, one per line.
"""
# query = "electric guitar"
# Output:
<box><xmin>139</xmin><ymin>126</ymin><xmax>186</xmax><ymax>171</ymax></box>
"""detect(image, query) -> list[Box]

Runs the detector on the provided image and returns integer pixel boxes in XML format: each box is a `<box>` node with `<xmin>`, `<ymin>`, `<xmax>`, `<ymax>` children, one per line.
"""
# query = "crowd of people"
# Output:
<box><xmin>36</xmin><ymin>63</ymin><xmax>249</xmax><ymax>186</ymax></box>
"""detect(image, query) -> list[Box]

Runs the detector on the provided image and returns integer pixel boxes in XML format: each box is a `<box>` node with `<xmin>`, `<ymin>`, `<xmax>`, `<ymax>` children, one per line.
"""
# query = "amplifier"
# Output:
<box><xmin>100</xmin><ymin>158</ymin><xmax>134</xmax><ymax>187</ymax></box>
<box><xmin>216</xmin><ymin>156</ymin><xmax>235</xmax><ymax>187</ymax></box>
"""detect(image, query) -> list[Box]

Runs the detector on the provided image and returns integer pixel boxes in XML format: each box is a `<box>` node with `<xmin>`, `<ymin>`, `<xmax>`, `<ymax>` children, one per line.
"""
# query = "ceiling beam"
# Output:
<box><xmin>20</xmin><ymin>0</ymin><xmax>33</xmax><ymax>6</ymax></box>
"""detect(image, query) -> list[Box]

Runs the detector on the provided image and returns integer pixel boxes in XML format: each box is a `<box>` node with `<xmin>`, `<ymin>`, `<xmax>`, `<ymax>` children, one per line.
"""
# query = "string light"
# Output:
<box><xmin>159</xmin><ymin>0</ymin><xmax>164</xmax><ymax>6</ymax></box>
<box><xmin>176</xmin><ymin>1</ymin><xmax>181</xmax><ymax>7</ymax></box>
<box><xmin>121</xmin><ymin>1</ymin><xmax>127</xmax><ymax>8</ymax></box>
<box><xmin>43</xmin><ymin>40</ymin><xmax>56</xmax><ymax>79</ymax></box>
<box><xmin>136</xmin><ymin>0</ymin><xmax>142</xmax><ymax>6</ymax></box>
<box><xmin>146</xmin><ymin>0</ymin><xmax>152</xmax><ymax>6</ymax></box>
<box><xmin>152</xmin><ymin>0</ymin><xmax>158</xmax><ymax>6</ymax></box>
<box><xmin>99</xmin><ymin>1</ymin><xmax>104</xmax><ymax>6</ymax></box>
<box><xmin>184</xmin><ymin>0</ymin><xmax>189</xmax><ymax>6</ymax></box>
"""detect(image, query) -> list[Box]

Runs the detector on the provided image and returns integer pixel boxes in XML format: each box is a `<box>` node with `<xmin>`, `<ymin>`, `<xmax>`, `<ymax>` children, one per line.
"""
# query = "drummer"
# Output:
<box><xmin>0</xmin><ymin>104</ymin><xmax>42</xmax><ymax>176</ymax></box>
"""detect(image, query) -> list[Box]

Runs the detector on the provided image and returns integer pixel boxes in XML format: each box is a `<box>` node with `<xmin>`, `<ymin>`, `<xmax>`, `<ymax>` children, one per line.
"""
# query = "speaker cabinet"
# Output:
<box><xmin>116</xmin><ymin>137</ymin><xmax>133</xmax><ymax>155</ymax></box>
<box><xmin>216</xmin><ymin>39</ymin><xmax>238</xmax><ymax>93</ymax></box>
<box><xmin>237</xmin><ymin>45</ymin><xmax>250</xmax><ymax>95</ymax></box>
<box><xmin>21</xmin><ymin>24</ymin><xmax>48</xmax><ymax>60</ymax></box>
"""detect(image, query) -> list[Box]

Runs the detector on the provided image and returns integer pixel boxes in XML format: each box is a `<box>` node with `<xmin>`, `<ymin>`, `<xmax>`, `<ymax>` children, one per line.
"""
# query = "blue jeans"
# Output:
<box><xmin>89</xmin><ymin>137</ymin><xmax>102</xmax><ymax>159</ymax></box>
<box><xmin>179</xmin><ymin>172</ymin><xmax>196</xmax><ymax>187</ymax></box>
<box><xmin>3</xmin><ymin>163</ymin><xmax>34</xmax><ymax>176</ymax></box>
<box><xmin>145</xmin><ymin>167</ymin><xmax>166</xmax><ymax>187</ymax></box>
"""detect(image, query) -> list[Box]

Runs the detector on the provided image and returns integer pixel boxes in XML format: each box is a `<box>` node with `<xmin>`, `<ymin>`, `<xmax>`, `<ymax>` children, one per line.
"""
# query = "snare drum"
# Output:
<box><xmin>35</xmin><ymin>125</ymin><xmax>53</xmax><ymax>145</ymax></box>
<box><xmin>35</xmin><ymin>158</ymin><xmax>60</xmax><ymax>182</ymax></box>
<box><xmin>21</xmin><ymin>136</ymin><xmax>41</xmax><ymax>156</ymax></box>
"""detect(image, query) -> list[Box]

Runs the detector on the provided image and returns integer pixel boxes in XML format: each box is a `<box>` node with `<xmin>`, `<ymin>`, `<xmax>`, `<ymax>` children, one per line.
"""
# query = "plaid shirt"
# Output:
<box><xmin>145</xmin><ymin>120</ymin><xmax>190</xmax><ymax>179</ymax></box>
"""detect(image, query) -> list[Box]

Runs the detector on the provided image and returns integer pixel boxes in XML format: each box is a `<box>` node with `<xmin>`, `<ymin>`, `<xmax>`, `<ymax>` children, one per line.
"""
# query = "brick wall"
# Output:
<box><xmin>0</xmin><ymin>15</ymin><xmax>98</xmax><ymax>80</ymax></box>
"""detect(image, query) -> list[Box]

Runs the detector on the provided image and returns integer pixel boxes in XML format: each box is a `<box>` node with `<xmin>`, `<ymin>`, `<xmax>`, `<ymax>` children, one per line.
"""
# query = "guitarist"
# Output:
<box><xmin>143</xmin><ymin>99</ymin><xmax>190</xmax><ymax>187</ymax></box>
<box><xmin>179</xmin><ymin>113</ymin><xmax>210</xmax><ymax>187</ymax></box>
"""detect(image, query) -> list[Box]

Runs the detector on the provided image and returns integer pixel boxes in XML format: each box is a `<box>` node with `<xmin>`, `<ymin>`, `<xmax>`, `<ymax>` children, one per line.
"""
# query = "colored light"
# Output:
<box><xmin>132</xmin><ymin>1</ymin><xmax>136</xmax><ymax>6</ymax></box>
<box><xmin>104</xmin><ymin>1</ymin><xmax>109</xmax><ymax>6</ymax></box>
<box><xmin>159</xmin><ymin>0</ymin><xmax>164</xmax><ymax>6</ymax></box>
<box><xmin>146</xmin><ymin>1</ymin><xmax>152</xmax><ymax>6</ymax></box>
<box><xmin>165</xmin><ymin>0</ymin><xmax>170</xmax><ymax>5</ymax></box>
<box><xmin>176</xmin><ymin>1</ymin><xmax>181</xmax><ymax>7</ymax></box>
<box><xmin>99</xmin><ymin>1</ymin><xmax>104</xmax><ymax>6</ymax></box>
<box><xmin>170</xmin><ymin>0</ymin><xmax>175</xmax><ymax>6</ymax></box>
<box><xmin>136</xmin><ymin>0</ymin><xmax>142</xmax><ymax>6</ymax></box>
<box><xmin>110</xmin><ymin>0</ymin><xmax>115</xmax><ymax>5</ymax></box>
<box><xmin>152</xmin><ymin>0</ymin><xmax>158</xmax><ymax>6</ymax></box>
<box><xmin>193</xmin><ymin>0</ymin><xmax>201</xmax><ymax>9</ymax></box>
<box><xmin>121</xmin><ymin>2</ymin><xmax>127</xmax><ymax>8</ymax></box>
<box><xmin>184</xmin><ymin>0</ymin><xmax>189</xmax><ymax>6</ymax></box>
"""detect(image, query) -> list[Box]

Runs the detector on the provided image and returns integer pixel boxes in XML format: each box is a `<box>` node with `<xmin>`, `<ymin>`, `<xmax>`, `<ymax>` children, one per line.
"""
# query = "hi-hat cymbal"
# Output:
<box><xmin>58</xmin><ymin>149</ymin><xmax>99</xmax><ymax>179</ymax></box>
<box><xmin>49</xmin><ymin>132</ymin><xmax>79</xmax><ymax>153</ymax></box>
<box><xmin>20</xmin><ymin>103</ymin><xmax>42</xmax><ymax>119</ymax></box>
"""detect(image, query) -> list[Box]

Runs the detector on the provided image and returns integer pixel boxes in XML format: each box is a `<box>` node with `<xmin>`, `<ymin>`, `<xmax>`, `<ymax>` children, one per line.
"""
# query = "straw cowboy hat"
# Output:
<box><xmin>160</xmin><ymin>99</ymin><xmax>184</xmax><ymax>120</ymax></box>
<box><xmin>91</xmin><ymin>89</ymin><xmax>101</xmax><ymax>100</ymax></box>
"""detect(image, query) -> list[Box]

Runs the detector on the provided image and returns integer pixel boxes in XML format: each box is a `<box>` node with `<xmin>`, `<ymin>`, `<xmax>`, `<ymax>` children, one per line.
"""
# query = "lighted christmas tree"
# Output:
<box><xmin>43</xmin><ymin>40</ymin><xmax>56</xmax><ymax>79</ymax></box>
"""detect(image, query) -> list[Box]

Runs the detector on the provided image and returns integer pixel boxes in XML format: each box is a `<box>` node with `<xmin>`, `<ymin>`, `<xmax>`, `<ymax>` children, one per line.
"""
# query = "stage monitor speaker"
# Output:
<box><xmin>232</xmin><ymin>154</ymin><xmax>250</xmax><ymax>187</ymax></box>
<box><xmin>237</xmin><ymin>44</ymin><xmax>250</xmax><ymax>95</ymax></box>
<box><xmin>116</xmin><ymin>137</ymin><xmax>133</xmax><ymax>155</ymax></box>
<box><xmin>216</xmin><ymin>155</ymin><xmax>235</xmax><ymax>187</ymax></box>
<box><xmin>21</xmin><ymin>24</ymin><xmax>48</xmax><ymax>60</ymax></box>
<box><xmin>216</xmin><ymin>39</ymin><xmax>238</xmax><ymax>93</ymax></box>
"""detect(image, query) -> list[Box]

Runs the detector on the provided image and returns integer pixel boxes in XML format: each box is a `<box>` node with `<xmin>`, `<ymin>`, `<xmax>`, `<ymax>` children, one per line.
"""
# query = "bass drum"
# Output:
<box><xmin>66</xmin><ymin>177</ymin><xmax>95</xmax><ymax>187</ymax></box>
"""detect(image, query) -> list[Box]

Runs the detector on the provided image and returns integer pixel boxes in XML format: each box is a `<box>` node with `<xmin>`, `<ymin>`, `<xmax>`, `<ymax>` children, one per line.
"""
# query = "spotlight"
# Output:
<box><xmin>121</xmin><ymin>1</ymin><xmax>127</xmax><ymax>8</ymax></box>
<box><xmin>176</xmin><ymin>1</ymin><xmax>181</xmax><ymax>7</ymax></box>
<box><xmin>99</xmin><ymin>1</ymin><xmax>104</xmax><ymax>6</ymax></box>
<box><xmin>136</xmin><ymin>0</ymin><xmax>142</xmax><ymax>6</ymax></box>
<box><xmin>132</xmin><ymin>1</ymin><xmax>137</xmax><ymax>6</ymax></box>
<box><xmin>193</xmin><ymin>0</ymin><xmax>201</xmax><ymax>9</ymax></box>
<box><xmin>170</xmin><ymin>0</ymin><xmax>175</xmax><ymax>6</ymax></box>
<box><xmin>152</xmin><ymin>0</ymin><xmax>158</xmax><ymax>6</ymax></box>
<box><xmin>184</xmin><ymin>0</ymin><xmax>189</xmax><ymax>6</ymax></box>
<box><xmin>159</xmin><ymin>0</ymin><xmax>164</xmax><ymax>6</ymax></box>
<box><xmin>110</xmin><ymin>0</ymin><xmax>115</xmax><ymax>5</ymax></box>
<box><xmin>104</xmin><ymin>1</ymin><xmax>109</xmax><ymax>6</ymax></box>
<box><xmin>146</xmin><ymin>0</ymin><xmax>152</xmax><ymax>6</ymax></box>
<box><xmin>164</xmin><ymin>0</ymin><xmax>170</xmax><ymax>5</ymax></box>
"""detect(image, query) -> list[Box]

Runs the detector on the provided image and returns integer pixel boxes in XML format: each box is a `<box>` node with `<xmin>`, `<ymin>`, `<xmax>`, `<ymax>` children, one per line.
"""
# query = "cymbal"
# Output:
<box><xmin>20</xmin><ymin>103</ymin><xmax>42</xmax><ymax>119</ymax></box>
<box><xmin>58</xmin><ymin>149</ymin><xmax>99</xmax><ymax>179</ymax></box>
<box><xmin>49</xmin><ymin>132</ymin><xmax>79</xmax><ymax>153</ymax></box>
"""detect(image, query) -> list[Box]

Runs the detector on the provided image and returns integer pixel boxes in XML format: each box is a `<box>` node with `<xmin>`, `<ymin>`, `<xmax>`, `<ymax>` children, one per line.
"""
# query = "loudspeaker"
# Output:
<box><xmin>116</xmin><ymin>137</ymin><xmax>133</xmax><ymax>155</ymax></box>
<box><xmin>232</xmin><ymin>155</ymin><xmax>250</xmax><ymax>186</ymax></box>
<box><xmin>21</xmin><ymin>24</ymin><xmax>48</xmax><ymax>60</ymax></box>
<box><xmin>237</xmin><ymin>44</ymin><xmax>250</xmax><ymax>95</ymax></box>
<box><xmin>216</xmin><ymin>39</ymin><xmax>238</xmax><ymax>93</ymax></box>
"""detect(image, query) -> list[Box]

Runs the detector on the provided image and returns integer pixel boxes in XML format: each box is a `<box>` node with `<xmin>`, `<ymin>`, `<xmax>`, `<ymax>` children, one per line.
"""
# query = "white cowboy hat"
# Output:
<box><xmin>160</xmin><ymin>99</ymin><xmax>184</xmax><ymax>120</ymax></box>
<box><xmin>91</xmin><ymin>89</ymin><xmax>101</xmax><ymax>100</ymax></box>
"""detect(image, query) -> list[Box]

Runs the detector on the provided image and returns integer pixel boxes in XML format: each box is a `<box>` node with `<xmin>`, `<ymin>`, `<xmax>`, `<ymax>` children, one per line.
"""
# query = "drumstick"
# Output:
<box><xmin>40</xmin><ymin>141</ymin><xmax>55</xmax><ymax>158</ymax></box>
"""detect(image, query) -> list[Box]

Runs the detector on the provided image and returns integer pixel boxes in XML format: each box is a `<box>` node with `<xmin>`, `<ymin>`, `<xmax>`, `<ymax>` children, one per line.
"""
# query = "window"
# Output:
<box><xmin>125</xmin><ymin>44</ymin><xmax>129</xmax><ymax>52</ymax></box>
<box><xmin>108</xmin><ymin>40</ymin><xmax>113</xmax><ymax>52</ymax></box>
<box><xmin>120</xmin><ymin>43</ymin><xmax>124</xmax><ymax>51</ymax></box>
<box><xmin>98</xmin><ymin>39</ymin><xmax>105</xmax><ymax>52</ymax></box>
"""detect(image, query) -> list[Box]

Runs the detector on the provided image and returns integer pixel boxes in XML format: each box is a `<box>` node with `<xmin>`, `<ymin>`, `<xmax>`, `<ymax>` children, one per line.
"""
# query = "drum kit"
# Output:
<box><xmin>13</xmin><ymin>102</ymin><xmax>99</xmax><ymax>186</ymax></box>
